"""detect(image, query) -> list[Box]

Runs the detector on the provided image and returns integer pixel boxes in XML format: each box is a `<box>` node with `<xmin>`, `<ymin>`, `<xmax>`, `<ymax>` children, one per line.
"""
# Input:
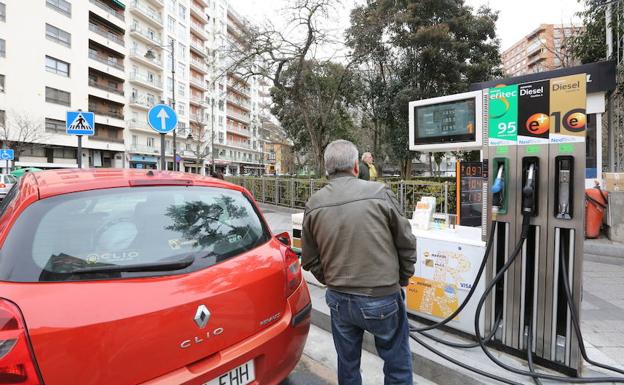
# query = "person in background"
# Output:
<box><xmin>302</xmin><ymin>139</ymin><xmax>417</xmax><ymax>385</ymax></box>
<box><xmin>358</xmin><ymin>152</ymin><xmax>377</xmax><ymax>181</ymax></box>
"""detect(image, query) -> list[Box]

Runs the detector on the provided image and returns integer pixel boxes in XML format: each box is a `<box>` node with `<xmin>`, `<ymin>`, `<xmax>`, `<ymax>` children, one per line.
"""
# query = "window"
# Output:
<box><xmin>45</xmin><ymin>87</ymin><xmax>70</xmax><ymax>106</ymax></box>
<box><xmin>132</xmin><ymin>135</ymin><xmax>138</xmax><ymax>145</ymax></box>
<box><xmin>147</xmin><ymin>137</ymin><xmax>155</xmax><ymax>147</ymax></box>
<box><xmin>178</xmin><ymin>82</ymin><xmax>185</xmax><ymax>96</ymax></box>
<box><xmin>177</xmin><ymin>62</ymin><xmax>186</xmax><ymax>78</ymax></box>
<box><xmin>0</xmin><ymin>186</ymin><xmax>269</xmax><ymax>282</ymax></box>
<box><xmin>178</xmin><ymin>104</ymin><xmax>185</xmax><ymax>115</ymax></box>
<box><xmin>46</xmin><ymin>0</ymin><xmax>71</xmax><ymax>17</ymax></box>
<box><xmin>178</xmin><ymin>4</ymin><xmax>186</xmax><ymax>21</ymax></box>
<box><xmin>0</xmin><ymin>38</ymin><xmax>5</xmax><ymax>57</ymax></box>
<box><xmin>178</xmin><ymin>43</ymin><xmax>186</xmax><ymax>60</ymax></box>
<box><xmin>0</xmin><ymin>74</ymin><xmax>4</xmax><ymax>93</ymax></box>
<box><xmin>46</xmin><ymin>24</ymin><xmax>71</xmax><ymax>47</ymax></box>
<box><xmin>167</xmin><ymin>0</ymin><xmax>176</xmax><ymax>13</ymax></box>
<box><xmin>53</xmin><ymin>148</ymin><xmax>76</xmax><ymax>159</ymax></box>
<box><xmin>168</xmin><ymin>16</ymin><xmax>175</xmax><ymax>31</ymax></box>
<box><xmin>45</xmin><ymin>56</ymin><xmax>70</xmax><ymax>77</ymax></box>
<box><xmin>177</xmin><ymin>22</ymin><xmax>185</xmax><ymax>39</ymax></box>
<box><xmin>0</xmin><ymin>2</ymin><xmax>5</xmax><ymax>22</ymax></box>
<box><xmin>45</xmin><ymin>118</ymin><xmax>65</xmax><ymax>133</ymax></box>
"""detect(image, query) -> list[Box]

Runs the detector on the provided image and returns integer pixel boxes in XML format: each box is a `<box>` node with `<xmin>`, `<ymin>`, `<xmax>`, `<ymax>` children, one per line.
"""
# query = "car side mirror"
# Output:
<box><xmin>275</xmin><ymin>231</ymin><xmax>291</xmax><ymax>247</ymax></box>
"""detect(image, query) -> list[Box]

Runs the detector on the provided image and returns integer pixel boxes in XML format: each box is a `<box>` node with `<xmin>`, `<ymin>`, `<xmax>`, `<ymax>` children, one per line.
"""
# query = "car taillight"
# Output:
<box><xmin>283</xmin><ymin>246</ymin><xmax>302</xmax><ymax>298</ymax></box>
<box><xmin>0</xmin><ymin>184</ymin><xmax>5</xmax><ymax>189</ymax></box>
<box><xmin>0</xmin><ymin>300</ymin><xmax>42</xmax><ymax>385</ymax></box>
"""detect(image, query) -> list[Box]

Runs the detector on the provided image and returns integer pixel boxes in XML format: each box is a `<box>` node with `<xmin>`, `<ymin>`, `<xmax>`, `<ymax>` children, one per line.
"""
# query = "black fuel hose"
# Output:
<box><xmin>414</xmin><ymin>313</ymin><xmax>502</xmax><ymax>349</ymax></box>
<box><xmin>559</xmin><ymin>248</ymin><xmax>624</xmax><ymax>376</ymax></box>
<box><xmin>473</xmin><ymin>214</ymin><xmax>624</xmax><ymax>383</ymax></box>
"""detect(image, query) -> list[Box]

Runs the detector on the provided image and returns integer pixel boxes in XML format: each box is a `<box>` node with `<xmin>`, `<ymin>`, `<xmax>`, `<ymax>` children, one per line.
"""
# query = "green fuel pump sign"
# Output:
<box><xmin>488</xmin><ymin>85</ymin><xmax>518</xmax><ymax>146</ymax></box>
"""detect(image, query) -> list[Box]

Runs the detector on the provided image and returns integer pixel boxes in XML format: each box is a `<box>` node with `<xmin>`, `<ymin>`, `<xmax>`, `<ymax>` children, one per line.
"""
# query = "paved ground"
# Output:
<box><xmin>258</xmin><ymin>203</ymin><xmax>624</xmax><ymax>372</ymax></box>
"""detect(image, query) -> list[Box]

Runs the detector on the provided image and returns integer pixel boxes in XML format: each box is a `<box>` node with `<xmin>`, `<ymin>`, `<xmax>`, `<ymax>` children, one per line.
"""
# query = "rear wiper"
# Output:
<box><xmin>69</xmin><ymin>256</ymin><xmax>195</xmax><ymax>275</ymax></box>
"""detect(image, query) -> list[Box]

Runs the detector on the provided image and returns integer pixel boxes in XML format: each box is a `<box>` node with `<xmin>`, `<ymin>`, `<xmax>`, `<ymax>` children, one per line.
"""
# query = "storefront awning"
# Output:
<box><xmin>112</xmin><ymin>0</ymin><xmax>125</xmax><ymax>9</ymax></box>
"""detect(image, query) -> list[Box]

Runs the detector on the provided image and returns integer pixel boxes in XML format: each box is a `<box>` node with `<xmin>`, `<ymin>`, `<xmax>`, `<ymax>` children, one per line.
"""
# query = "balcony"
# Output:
<box><xmin>190</xmin><ymin>95</ymin><xmax>209</xmax><ymax>107</ymax></box>
<box><xmin>129</xmin><ymin>1</ymin><xmax>163</xmax><ymax>27</ymax></box>
<box><xmin>129</xmin><ymin>48</ymin><xmax>164</xmax><ymax>70</ymax></box>
<box><xmin>129</xmin><ymin>94</ymin><xmax>156</xmax><ymax>110</ymax></box>
<box><xmin>89</xmin><ymin>106</ymin><xmax>124</xmax><ymax>121</ymax></box>
<box><xmin>190</xmin><ymin>76</ymin><xmax>208</xmax><ymax>91</ymax></box>
<box><xmin>127</xmin><ymin>120</ymin><xmax>153</xmax><ymax>132</ymax></box>
<box><xmin>191</xmin><ymin>21</ymin><xmax>209</xmax><ymax>41</ymax></box>
<box><xmin>189</xmin><ymin>113</ymin><xmax>205</xmax><ymax>123</ymax></box>
<box><xmin>129</xmin><ymin>143</ymin><xmax>162</xmax><ymax>155</ymax></box>
<box><xmin>226</xmin><ymin>140</ymin><xmax>251</xmax><ymax>150</ymax></box>
<box><xmin>193</xmin><ymin>0</ymin><xmax>209</xmax><ymax>7</ymax></box>
<box><xmin>190</xmin><ymin>40</ymin><xmax>208</xmax><ymax>57</ymax></box>
<box><xmin>89</xmin><ymin>0</ymin><xmax>125</xmax><ymax>21</ymax></box>
<box><xmin>190</xmin><ymin>4</ymin><xmax>209</xmax><ymax>23</ymax></box>
<box><xmin>227</xmin><ymin>94</ymin><xmax>251</xmax><ymax>111</ymax></box>
<box><xmin>91</xmin><ymin>134</ymin><xmax>124</xmax><ymax>144</ymax></box>
<box><xmin>227</xmin><ymin>78</ymin><xmax>250</xmax><ymax>97</ymax></box>
<box><xmin>227</xmin><ymin>109</ymin><xmax>250</xmax><ymax>124</ymax></box>
<box><xmin>89</xmin><ymin>23</ymin><xmax>125</xmax><ymax>47</ymax></box>
<box><xmin>89</xmin><ymin>79</ymin><xmax>124</xmax><ymax>96</ymax></box>
<box><xmin>129</xmin><ymin>72</ymin><xmax>163</xmax><ymax>91</ymax></box>
<box><xmin>190</xmin><ymin>57</ymin><xmax>208</xmax><ymax>73</ymax></box>
<box><xmin>227</xmin><ymin>125</ymin><xmax>252</xmax><ymax>137</ymax></box>
<box><xmin>130</xmin><ymin>24</ymin><xmax>162</xmax><ymax>46</ymax></box>
<box><xmin>89</xmin><ymin>51</ymin><xmax>124</xmax><ymax>70</ymax></box>
<box><xmin>146</xmin><ymin>0</ymin><xmax>164</xmax><ymax>7</ymax></box>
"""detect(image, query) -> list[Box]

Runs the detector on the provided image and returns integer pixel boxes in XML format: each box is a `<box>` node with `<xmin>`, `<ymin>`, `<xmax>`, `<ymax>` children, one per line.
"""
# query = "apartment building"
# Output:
<box><xmin>261</xmin><ymin>120</ymin><xmax>294</xmax><ymax>175</ymax></box>
<box><xmin>0</xmin><ymin>0</ymin><xmax>265</xmax><ymax>175</ymax></box>
<box><xmin>0</xmin><ymin>0</ymin><xmax>126</xmax><ymax>170</ymax></box>
<box><xmin>502</xmin><ymin>24</ymin><xmax>581</xmax><ymax>77</ymax></box>
<box><xmin>210</xmin><ymin>5</ymin><xmax>264</xmax><ymax>176</ymax></box>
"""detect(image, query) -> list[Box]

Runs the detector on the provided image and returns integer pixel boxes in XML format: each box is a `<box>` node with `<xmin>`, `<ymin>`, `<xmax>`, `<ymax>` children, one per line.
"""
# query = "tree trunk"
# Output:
<box><xmin>401</xmin><ymin>158</ymin><xmax>411</xmax><ymax>180</ymax></box>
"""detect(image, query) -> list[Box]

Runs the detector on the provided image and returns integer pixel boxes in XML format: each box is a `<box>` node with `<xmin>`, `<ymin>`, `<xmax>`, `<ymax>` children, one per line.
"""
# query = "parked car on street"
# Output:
<box><xmin>0</xmin><ymin>169</ymin><xmax>311</xmax><ymax>385</ymax></box>
<box><xmin>0</xmin><ymin>173</ymin><xmax>17</xmax><ymax>200</ymax></box>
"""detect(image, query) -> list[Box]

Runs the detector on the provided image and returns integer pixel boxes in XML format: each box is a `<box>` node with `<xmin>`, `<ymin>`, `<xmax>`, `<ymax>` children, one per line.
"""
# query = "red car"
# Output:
<box><xmin>0</xmin><ymin>169</ymin><xmax>311</xmax><ymax>385</ymax></box>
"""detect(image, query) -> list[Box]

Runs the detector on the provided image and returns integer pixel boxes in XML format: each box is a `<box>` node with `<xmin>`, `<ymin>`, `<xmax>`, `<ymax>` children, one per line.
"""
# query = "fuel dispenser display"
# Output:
<box><xmin>406</xmin><ymin>72</ymin><xmax>624</xmax><ymax>384</ymax></box>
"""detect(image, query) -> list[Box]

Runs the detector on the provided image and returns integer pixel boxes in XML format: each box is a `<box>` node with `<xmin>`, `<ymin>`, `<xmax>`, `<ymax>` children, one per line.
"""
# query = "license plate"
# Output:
<box><xmin>204</xmin><ymin>360</ymin><xmax>255</xmax><ymax>385</ymax></box>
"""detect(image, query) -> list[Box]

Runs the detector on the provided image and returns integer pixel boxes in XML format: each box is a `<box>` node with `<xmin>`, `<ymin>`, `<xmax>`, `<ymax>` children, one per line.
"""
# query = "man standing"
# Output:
<box><xmin>358</xmin><ymin>152</ymin><xmax>378</xmax><ymax>181</ymax></box>
<box><xmin>302</xmin><ymin>140</ymin><xmax>417</xmax><ymax>385</ymax></box>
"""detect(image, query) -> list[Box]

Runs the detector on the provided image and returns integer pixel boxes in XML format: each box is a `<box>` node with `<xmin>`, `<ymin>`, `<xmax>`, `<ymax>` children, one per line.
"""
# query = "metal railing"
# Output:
<box><xmin>89</xmin><ymin>51</ymin><xmax>124</xmax><ymax>70</ymax></box>
<box><xmin>129</xmin><ymin>72</ymin><xmax>163</xmax><ymax>88</ymax></box>
<box><xmin>129</xmin><ymin>48</ymin><xmax>163</xmax><ymax>67</ymax></box>
<box><xmin>190</xmin><ymin>77</ymin><xmax>207</xmax><ymax>89</ymax></box>
<box><xmin>88</xmin><ymin>79</ymin><xmax>124</xmax><ymax>95</ymax></box>
<box><xmin>225</xmin><ymin>177</ymin><xmax>454</xmax><ymax>217</ymax></box>
<box><xmin>89</xmin><ymin>0</ymin><xmax>125</xmax><ymax>20</ymax></box>
<box><xmin>89</xmin><ymin>23</ymin><xmax>125</xmax><ymax>46</ymax></box>
<box><xmin>227</xmin><ymin>109</ymin><xmax>251</xmax><ymax>123</ymax></box>
<box><xmin>227</xmin><ymin>94</ymin><xmax>251</xmax><ymax>110</ymax></box>
<box><xmin>130</xmin><ymin>24</ymin><xmax>162</xmax><ymax>45</ymax></box>
<box><xmin>190</xmin><ymin>58</ymin><xmax>208</xmax><ymax>72</ymax></box>
<box><xmin>226</xmin><ymin>125</ymin><xmax>251</xmax><ymax>136</ymax></box>
<box><xmin>130</xmin><ymin>1</ymin><xmax>163</xmax><ymax>25</ymax></box>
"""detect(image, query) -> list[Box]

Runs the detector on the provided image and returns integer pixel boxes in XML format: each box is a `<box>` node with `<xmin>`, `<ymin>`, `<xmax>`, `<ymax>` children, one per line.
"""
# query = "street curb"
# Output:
<box><xmin>584</xmin><ymin>239</ymin><xmax>624</xmax><ymax>258</ymax></box>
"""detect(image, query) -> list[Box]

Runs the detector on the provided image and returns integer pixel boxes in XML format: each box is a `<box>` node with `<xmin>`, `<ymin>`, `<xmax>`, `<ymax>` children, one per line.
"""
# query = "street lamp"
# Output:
<box><xmin>145</xmin><ymin>40</ymin><xmax>178</xmax><ymax>171</ymax></box>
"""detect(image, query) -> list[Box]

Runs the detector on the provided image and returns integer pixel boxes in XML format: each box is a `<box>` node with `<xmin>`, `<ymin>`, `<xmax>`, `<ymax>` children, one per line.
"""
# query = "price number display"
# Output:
<box><xmin>458</xmin><ymin>161</ymin><xmax>484</xmax><ymax>227</ymax></box>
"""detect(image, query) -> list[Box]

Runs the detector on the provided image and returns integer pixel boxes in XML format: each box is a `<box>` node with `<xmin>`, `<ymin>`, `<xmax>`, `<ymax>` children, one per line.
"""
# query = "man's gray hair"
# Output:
<box><xmin>324</xmin><ymin>140</ymin><xmax>359</xmax><ymax>176</ymax></box>
<box><xmin>361</xmin><ymin>152</ymin><xmax>372</xmax><ymax>161</ymax></box>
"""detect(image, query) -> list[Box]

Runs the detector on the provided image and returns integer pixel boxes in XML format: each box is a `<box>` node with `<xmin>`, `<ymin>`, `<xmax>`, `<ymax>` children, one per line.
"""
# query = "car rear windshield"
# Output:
<box><xmin>0</xmin><ymin>186</ymin><xmax>270</xmax><ymax>282</ymax></box>
<box><xmin>2</xmin><ymin>175</ymin><xmax>17</xmax><ymax>184</ymax></box>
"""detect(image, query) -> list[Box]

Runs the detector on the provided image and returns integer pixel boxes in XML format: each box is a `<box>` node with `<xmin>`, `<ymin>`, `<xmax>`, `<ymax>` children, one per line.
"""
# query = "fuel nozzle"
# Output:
<box><xmin>492</xmin><ymin>164</ymin><xmax>505</xmax><ymax>217</ymax></box>
<box><xmin>522</xmin><ymin>163</ymin><xmax>537</xmax><ymax>216</ymax></box>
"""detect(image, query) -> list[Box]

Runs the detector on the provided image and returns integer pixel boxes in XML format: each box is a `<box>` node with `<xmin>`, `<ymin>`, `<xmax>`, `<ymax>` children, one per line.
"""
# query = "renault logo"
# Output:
<box><xmin>194</xmin><ymin>305</ymin><xmax>211</xmax><ymax>329</ymax></box>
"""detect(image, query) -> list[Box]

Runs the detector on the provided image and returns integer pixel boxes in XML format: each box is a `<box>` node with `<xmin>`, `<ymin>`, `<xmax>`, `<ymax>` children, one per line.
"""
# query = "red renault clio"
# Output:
<box><xmin>0</xmin><ymin>169</ymin><xmax>311</xmax><ymax>385</ymax></box>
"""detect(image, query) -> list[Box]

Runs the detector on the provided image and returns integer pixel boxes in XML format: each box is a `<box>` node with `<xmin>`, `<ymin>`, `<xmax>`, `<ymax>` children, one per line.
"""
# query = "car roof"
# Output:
<box><xmin>24</xmin><ymin>168</ymin><xmax>245</xmax><ymax>199</ymax></box>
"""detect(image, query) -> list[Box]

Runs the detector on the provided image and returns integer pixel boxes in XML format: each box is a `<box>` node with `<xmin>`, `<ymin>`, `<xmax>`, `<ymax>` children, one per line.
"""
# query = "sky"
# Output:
<box><xmin>230</xmin><ymin>0</ymin><xmax>583</xmax><ymax>51</ymax></box>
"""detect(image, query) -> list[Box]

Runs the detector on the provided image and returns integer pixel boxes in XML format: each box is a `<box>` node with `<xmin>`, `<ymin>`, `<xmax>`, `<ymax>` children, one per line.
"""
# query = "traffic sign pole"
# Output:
<box><xmin>160</xmin><ymin>133</ymin><xmax>166</xmax><ymax>171</ymax></box>
<box><xmin>77</xmin><ymin>135</ymin><xmax>82</xmax><ymax>168</ymax></box>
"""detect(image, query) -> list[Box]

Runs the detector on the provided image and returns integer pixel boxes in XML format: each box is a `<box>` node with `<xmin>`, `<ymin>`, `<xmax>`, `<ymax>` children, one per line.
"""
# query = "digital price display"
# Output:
<box><xmin>457</xmin><ymin>161</ymin><xmax>484</xmax><ymax>227</ymax></box>
<box><xmin>413</xmin><ymin>99</ymin><xmax>476</xmax><ymax>145</ymax></box>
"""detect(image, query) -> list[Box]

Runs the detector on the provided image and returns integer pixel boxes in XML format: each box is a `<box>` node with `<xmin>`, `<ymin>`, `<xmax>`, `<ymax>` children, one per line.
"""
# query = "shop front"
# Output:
<box><xmin>129</xmin><ymin>155</ymin><xmax>158</xmax><ymax>170</ymax></box>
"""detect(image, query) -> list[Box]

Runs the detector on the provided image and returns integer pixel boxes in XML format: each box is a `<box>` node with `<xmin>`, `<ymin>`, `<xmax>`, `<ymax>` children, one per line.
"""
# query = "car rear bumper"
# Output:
<box><xmin>141</xmin><ymin>281</ymin><xmax>311</xmax><ymax>385</ymax></box>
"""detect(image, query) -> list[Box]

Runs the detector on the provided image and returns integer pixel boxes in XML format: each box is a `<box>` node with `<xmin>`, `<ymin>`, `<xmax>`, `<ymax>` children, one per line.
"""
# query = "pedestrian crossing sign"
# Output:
<box><xmin>66</xmin><ymin>111</ymin><xmax>95</xmax><ymax>135</ymax></box>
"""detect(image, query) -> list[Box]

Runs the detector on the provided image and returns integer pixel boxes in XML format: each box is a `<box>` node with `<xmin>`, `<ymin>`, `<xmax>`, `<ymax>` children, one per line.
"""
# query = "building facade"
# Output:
<box><xmin>502</xmin><ymin>24</ymin><xmax>581</xmax><ymax>77</ymax></box>
<box><xmin>0</xmin><ymin>0</ymin><xmax>265</xmax><ymax>175</ymax></box>
<box><xmin>261</xmin><ymin>120</ymin><xmax>294</xmax><ymax>175</ymax></box>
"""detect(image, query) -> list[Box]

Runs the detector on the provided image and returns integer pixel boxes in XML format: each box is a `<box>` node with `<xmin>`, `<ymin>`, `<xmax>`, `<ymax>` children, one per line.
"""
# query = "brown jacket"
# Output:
<box><xmin>301</xmin><ymin>172</ymin><xmax>417</xmax><ymax>297</ymax></box>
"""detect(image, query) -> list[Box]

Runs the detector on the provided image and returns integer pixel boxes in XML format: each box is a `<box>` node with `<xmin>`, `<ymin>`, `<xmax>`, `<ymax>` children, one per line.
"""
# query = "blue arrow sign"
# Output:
<box><xmin>0</xmin><ymin>149</ymin><xmax>14</xmax><ymax>161</ymax></box>
<box><xmin>66</xmin><ymin>111</ymin><xmax>95</xmax><ymax>135</ymax></box>
<box><xmin>148</xmin><ymin>104</ymin><xmax>178</xmax><ymax>134</ymax></box>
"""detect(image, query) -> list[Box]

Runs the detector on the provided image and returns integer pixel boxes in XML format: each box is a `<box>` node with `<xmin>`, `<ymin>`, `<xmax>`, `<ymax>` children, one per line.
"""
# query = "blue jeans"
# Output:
<box><xmin>325</xmin><ymin>289</ymin><xmax>413</xmax><ymax>385</ymax></box>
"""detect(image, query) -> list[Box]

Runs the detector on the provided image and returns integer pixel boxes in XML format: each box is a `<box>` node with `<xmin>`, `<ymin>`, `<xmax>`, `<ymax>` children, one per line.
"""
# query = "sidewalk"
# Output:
<box><xmin>258</xmin><ymin>203</ymin><xmax>624</xmax><ymax>383</ymax></box>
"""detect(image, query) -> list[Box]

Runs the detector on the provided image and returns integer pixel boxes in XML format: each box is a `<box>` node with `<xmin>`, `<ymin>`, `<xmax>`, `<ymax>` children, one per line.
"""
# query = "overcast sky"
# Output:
<box><xmin>230</xmin><ymin>0</ymin><xmax>583</xmax><ymax>51</ymax></box>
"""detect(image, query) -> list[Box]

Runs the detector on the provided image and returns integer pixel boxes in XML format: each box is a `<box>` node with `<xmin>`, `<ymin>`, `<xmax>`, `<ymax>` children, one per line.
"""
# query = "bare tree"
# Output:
<box><xmin>225</xmin><ymin>0</ymin><xmax>360</xmax><ymax>175</ymax></box>
<box><xmin>0</xmin><ymin>110</ymin><xmax>48</xmax><ymax>162</ymax></box>
<box><xmin>534</xmin><ymin>25</ymin><xmax>582</xmax><ymax>71</ymax></box>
